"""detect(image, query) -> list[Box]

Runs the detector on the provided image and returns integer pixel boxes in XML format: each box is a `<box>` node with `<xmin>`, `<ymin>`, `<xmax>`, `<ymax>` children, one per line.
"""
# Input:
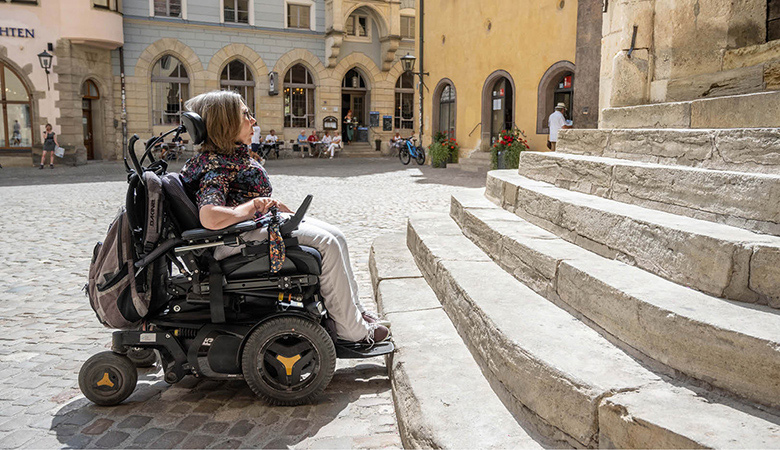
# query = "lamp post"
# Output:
<box><xmin>37</xmin><ymin>50</ymin><xmax>53</xmax><ymax>91</ymax></box>
<box><xmin>400</xmin><ymin>53</ymin><xmax>428</xmax><ymax>146</ymax></box>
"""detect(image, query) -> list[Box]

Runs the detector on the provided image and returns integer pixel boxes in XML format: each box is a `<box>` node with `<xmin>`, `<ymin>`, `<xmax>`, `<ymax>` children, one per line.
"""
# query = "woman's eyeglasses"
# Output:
<box><xmin>242</xmin><ymin>110</ymin><xmax>254</xmax><ymax>121</ymax></box>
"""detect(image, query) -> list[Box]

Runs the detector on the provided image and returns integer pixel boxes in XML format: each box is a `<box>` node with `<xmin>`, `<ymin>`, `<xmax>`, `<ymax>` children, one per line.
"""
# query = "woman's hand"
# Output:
<box><xmin>253</xmin><ymin>198</ymin><xmax>293</xmax><ymax>214</ymax></box>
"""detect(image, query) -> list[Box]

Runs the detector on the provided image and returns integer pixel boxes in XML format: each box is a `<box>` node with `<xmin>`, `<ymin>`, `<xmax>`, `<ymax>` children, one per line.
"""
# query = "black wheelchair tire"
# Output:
<box><xmin>415</xmin><ymin>147</ymin><xmax>426</xmax><ymax>165</ymax></box>
<box><xmin>399</xmin><ymin>148</ymin><xmax>411</xmax><ymax>165</ymax></box>
<box><xmin>242</xmin><ymin>316</ymin><xmax>336</xmax><ymax>406</ymax></box>
<box><xmin>127</xmin><ymin>348</ymin><xmax>157</xmax><ymax>368</ymax></box>
<box><xmin>78</xmin><ymin>351</ymin><xmax>138</xmax><ymax>406</ymax></box>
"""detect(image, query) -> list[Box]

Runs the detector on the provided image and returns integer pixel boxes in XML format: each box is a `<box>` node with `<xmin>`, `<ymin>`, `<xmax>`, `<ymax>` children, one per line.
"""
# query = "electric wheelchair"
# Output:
<box><xmin>78</xmin><ymin>112</ymin><xmax>393</xmax><ymax>406</ymax></box>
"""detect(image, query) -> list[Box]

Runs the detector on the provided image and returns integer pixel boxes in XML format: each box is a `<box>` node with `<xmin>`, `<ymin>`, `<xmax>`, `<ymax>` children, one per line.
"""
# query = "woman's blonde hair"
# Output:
<box><xmin>184</xmin><ymin>90</ymin><xmax>244</xmax><ymax>154</ymax></box>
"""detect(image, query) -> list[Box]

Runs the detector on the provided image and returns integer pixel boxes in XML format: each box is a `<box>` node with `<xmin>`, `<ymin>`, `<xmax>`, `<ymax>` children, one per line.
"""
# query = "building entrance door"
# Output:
<box><xmin>490</xmin><ymin>78</ymin><xmax>513</xmax><ymax>145</ymax></box>
<box><xmin>81</xmin><ymin>80</ymin><xmax>100</xmax><ymax>160</ymax></box>
<box><xmin>341</xmin><ymin>68</ymin><xmax>369</xmax><ymax>143</ymax></box>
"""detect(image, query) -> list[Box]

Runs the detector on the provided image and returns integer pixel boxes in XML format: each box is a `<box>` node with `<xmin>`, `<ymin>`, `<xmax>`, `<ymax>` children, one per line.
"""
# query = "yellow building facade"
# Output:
<box><xmin>419</xmin><ymin>0</ymin><xmax>602</xmax><ymax>160</ymax></box>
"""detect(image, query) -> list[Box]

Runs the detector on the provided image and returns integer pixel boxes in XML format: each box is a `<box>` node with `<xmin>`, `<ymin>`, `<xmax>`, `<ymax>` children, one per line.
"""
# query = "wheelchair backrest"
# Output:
<box><xmin>160</xmin><ymin>173</ymin><xmax>201</xmax><ymax>231</ymax></box>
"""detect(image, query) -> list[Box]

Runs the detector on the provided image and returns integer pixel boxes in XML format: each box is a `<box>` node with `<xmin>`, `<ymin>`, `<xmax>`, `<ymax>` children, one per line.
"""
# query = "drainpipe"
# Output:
<box><xmin>418</xmin><ymin>0</ymin><xmax>424</xmax><ymax>144</ymax></box>
<box><xmin>119</xmin><ymin>46</ymin><xmax>127</xmax><ymax>159</ymax></box>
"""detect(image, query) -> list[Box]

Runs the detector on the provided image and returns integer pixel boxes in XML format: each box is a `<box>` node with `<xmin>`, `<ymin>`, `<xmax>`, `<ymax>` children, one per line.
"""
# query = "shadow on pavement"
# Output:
<box><xmin>50</xmin><ymin>362</ymin><xmax>391</xmax><ymax>449</ymax></box>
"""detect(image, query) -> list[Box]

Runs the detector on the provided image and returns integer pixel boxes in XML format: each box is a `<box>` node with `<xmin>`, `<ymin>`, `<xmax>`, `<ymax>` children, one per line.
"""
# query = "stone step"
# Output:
<box><xmin>368</xmin><ymin>234</ymin><xmax>547</xmax><ymax>449</ymax></box>
<box><xmin>601</xmin><ymin>90</ymin><xmax>780</xmax><ymax>129</ymax></box>
<box><xmin>407</xmin><ymin>213</ymin><xmax>780</xmax><ymax>448</ymax></box>
<box><xmin>485</xmin><ymin>170</ymin><xmax>780</xmax><ymax>308</ymax></box>
<box><xmin>557</xmin><ymin>128</ymin><xmax>780</xmax><ymax>174</ymax></box>
<box><xmin>517</xmin><ymin>151</ymin><xmax>780</xmax><ymax>235</ymax></box>
<box><xmin>451</xmin><ymin>190</ymin><xmax>780</xmax><ymax>410</ymax></box>
<box><xmin>459</xmin><ymin>151</ymin><xmax>492</xmax><ymax>173</ymax></box>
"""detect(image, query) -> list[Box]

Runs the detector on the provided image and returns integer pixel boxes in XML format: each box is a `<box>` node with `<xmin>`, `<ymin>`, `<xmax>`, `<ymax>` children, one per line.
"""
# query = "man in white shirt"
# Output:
<box><xmin>263</xmin><ymin>129</ymin><xmax>279</xmax><ymax>159</ymax></box>
<box><xmin>251</xmin><ymin>124</ymin><xmax>262</xmax><ymax>155</ymax></box>
<box><xmin>548</xmin><ymin>102</ymin><xmax>568</xmax><ymax>151</ymax></box>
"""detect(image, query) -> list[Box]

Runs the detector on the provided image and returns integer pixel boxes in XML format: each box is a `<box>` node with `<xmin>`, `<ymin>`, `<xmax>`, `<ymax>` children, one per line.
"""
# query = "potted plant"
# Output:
<box><xmin>491</xmin><ymin>128</ymin><xmax>529</xmax><ymax>170</ymax></box>
<box><xmin>445</xmin><ymin>138</ymin><xmax>460</xmax><ymax>163</ymax></box>
<box><xmin>429</xmin><ymin>141</ymin><xmax>449</xmax><ymax>168</ymax></box>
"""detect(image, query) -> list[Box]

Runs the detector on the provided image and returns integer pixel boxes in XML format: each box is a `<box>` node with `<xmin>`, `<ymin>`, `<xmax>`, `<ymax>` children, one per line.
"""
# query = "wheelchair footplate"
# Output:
<box><xmin>335</xmin><ymin>340</ymin><xmax>395</xmax><ymax>359</ymax></box>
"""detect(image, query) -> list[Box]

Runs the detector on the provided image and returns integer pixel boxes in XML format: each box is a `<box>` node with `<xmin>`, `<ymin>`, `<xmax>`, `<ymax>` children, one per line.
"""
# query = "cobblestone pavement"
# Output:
<box><xmin>0</xmin><ymin>157</ymin><xmax>485</xmax><ymax>449</ymax></box>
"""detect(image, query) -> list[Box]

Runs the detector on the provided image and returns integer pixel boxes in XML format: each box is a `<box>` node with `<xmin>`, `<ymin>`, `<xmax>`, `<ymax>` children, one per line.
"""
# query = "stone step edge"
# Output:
<box><xmin>368</xmin><ymin>234</ymin><xmax>548</xmax><ymax>449</ymax></box>
<box><xmin>517</xmin><ymin>150</ymin><xmax>780</xmax><ymax>236</ymax></box>
<box><xmin>407</xmin><ymin>214</ymin><xmax>780</xmax><ymax>449</ymax></box>
<box><xmin>485</xmin><ymin>170</ymin><xmax>780</xmax><ymax>307</ymax></box>
<box><xmin>451</xmin><ymin>190</ymin><xmax>780</xmax><ymax>411</ymax></box>
<box><xmin>555</xmin><ymin>128</ymin><xmax>780</xmax><ymax>175</ymax></box>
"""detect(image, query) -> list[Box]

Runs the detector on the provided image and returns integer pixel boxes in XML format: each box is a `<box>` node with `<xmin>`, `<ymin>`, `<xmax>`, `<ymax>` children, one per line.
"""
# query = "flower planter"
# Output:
<box><xmin>431</xmin><ymin>159</ymin><xmax>448</xmax><ymax>168</ymax></box>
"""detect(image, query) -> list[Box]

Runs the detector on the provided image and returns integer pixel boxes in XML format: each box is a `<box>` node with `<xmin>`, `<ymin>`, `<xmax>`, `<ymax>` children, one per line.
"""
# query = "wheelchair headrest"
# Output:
<box><xmin>161</xmin><ymin>173</ymin><xmax>201</xmax><ymax>231</ymax></box>
<box><xmin>181</xmin><ymin>112</ymin><xmax>206</xmax><ymax>145</ymax></box>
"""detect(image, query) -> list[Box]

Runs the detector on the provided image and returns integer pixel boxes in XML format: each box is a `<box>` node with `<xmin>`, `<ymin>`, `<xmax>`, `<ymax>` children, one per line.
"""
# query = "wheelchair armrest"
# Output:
<box><xmin>181</xmin><ymin>220</ymin><xmax>258</xmax><ymax>242</ymax></box>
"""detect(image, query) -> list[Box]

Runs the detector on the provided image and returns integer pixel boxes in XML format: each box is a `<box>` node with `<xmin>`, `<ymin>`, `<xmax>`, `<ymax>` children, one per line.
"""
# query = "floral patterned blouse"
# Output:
<box><xmin>180</xmin><ymin>145</ymin><xmax>272</xmax><ymax>210</ymax></box>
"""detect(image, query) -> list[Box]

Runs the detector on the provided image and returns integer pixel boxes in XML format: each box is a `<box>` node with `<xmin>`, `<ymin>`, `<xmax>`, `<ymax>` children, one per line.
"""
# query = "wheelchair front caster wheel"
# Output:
<box><xmin>127</xmin><ymin>348</ymin><xmax>157</xmax><ymax>368</ymax></box>
<box><xmin>242</xmin><ymin>316</ymin><xmax>336</xmax><ymax>406</ymax></box>
<box><xmin>78</xmin><ymin>351</ymin><xmax>138</xmax><ymax>406</ymax></box>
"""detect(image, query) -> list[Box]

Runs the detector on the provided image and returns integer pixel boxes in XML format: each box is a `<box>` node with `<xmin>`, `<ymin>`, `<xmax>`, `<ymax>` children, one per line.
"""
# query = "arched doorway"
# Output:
<box><xmin>341</xmin><ymin>68</ymin><xmax>369</xmax><ymax>142</ymax></box>
<box><xmin>81</xmin><ymin>80</ymin><xmax>100</xmax><ymax>160</ymax></box>
<box><xmin>489</xmin><ymin>77</ymin><xmax>513</xmax><ymax>145</ymax></box>
<box><xmin>1</xmin><ymin>62</ymin><xmax>33</xmax><ymax>151</ymax></box>
<box><xmin>536</xmin><ymin>61</ymin><xmax>575</xmax><ymax>134</ymax></box>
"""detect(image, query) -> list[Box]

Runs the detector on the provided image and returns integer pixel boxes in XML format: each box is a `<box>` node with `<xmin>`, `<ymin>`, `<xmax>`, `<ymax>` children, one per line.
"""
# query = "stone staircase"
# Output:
<box><xmin>457</xmin><ymin>149</ymin><xmax>492</xmax><ymax>173</ymax></box>
<box><xmin>371</xmin><ymin>97</ymin><xmax>780</xmax><ymax>448</ymax></box>
<box><xmin>339</xmin><ymin>142</ymin><xmax>378</xmax><ymax>158</ymax></box>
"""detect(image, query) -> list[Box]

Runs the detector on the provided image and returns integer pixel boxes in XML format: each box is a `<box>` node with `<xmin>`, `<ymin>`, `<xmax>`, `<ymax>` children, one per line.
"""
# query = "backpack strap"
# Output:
<box><xmin>141</xmin><ymin>171</ymin><xmax>164</xmax><ymax>254</ymax></box>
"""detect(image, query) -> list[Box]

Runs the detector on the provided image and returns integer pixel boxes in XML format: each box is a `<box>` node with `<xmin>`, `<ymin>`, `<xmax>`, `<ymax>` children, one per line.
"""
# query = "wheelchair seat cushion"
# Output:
<box><xmin>221</xmin><ymin>245</ymin><xmax>322</xmax><ymax>278</ymax></box>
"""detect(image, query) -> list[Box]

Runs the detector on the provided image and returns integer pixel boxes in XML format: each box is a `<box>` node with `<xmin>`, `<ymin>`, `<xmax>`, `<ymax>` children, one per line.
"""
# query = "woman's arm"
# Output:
<box><xmin>199</xmin><ymin>198</ymin><xmax>292</xmax><ymax>230</ymax></box>
<box><xmin>53</xmin><ymin>134</ymin><xmax>59</xmax><ymax>146</ymax></box>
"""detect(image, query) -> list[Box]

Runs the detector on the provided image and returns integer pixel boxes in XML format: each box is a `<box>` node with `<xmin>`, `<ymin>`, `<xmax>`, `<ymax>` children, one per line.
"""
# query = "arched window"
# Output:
<box><xmin>0</xmin><ymin>63</ymin><xmax>32</xmax><ymax>149</ymax></box>
<box><xmin>284</xmin><ymin>64</ymin><xmax>315</xmax><ymax>128</ymax></box>
<box><xmin>437</xmin><ymin>83</ymin><xmax>456</xmax><ymax>138</ymax></box>
<box><xmin>151</xmin><ymin>55</ymin><xmax>189</xmax><ymax>125</ymax></box>
<box><xmin>394</xmin><ymin>72</ymin><xmax>414</xmax><ymax>130</ymax></box>
<box><xmin>221</xmin><ymin>60</ymin><xmax>255</xmax><ymax>115</ymax></box>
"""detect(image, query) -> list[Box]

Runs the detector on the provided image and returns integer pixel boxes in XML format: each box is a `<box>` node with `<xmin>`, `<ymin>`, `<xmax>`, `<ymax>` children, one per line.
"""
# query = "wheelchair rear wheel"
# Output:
<box><xmin>78</xmin><ymin>351</ymin><xmax>138</xmax><ymax>406</ymax></box>
<box><xmin>399</xmin><ymin>148</ymin><xmax>411</xmax><ymax>165</ymax></box>
<box><xmin>242</xmin><ymin>316</ymin><xmax>336</xmax><ymax>406</ymax></box>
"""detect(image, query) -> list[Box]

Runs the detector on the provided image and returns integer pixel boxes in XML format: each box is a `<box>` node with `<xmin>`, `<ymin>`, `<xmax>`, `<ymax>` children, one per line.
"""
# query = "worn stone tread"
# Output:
<box><xmin>557</xmin><ymin>128</ymin><xmax>780</xmax><ymax>174</ymax></box>
<box><xmin>517</xmin><ymin>150</ymin><xmax>780</xmax><ymax>235</ymax></box>
<box><xmin>408</xmin><ymin>212</ymin><xmax>780</xmax><ymax>449</ymax></box>
<box><xmin>451</xmin><ymin>190</ymin><xmax>780</xmax><ymax>410</ymax></box>
<box><xmin>407</xmin><ymin>213</ymin><xmax>661</xmax><ymax>447</ymax></box>
<box><xmin>369</xmin><ymin>234</ymin><xmax>545</xmax><ymax>449</ymax></box>
<box><xmin>485</xmin><ymin>170</ymin><xmax>780</xmax><ymax>308</ymax></box>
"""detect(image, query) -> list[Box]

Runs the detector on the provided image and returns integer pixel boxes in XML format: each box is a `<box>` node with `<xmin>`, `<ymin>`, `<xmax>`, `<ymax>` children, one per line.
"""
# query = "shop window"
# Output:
<box><xmin>287</xmin><ymin>4</ymin><xmax>311</xmax><ymax>29</ymax></box>
<box><xmin>394</xmin><ymin>73</ymin><xmax>414</xmax><ymax>130</ymax></box>
<box><xmin>284</xmin><ymin>64</ymin><xmax>315</xmax><ymax>128</ymax></box>
<box><xmin>401</xmin><ymin>16</ymin><xmax>415</xmax><ymax>40</ymax></box>
<box><xmin>769</xmin><ymin>0</ymin><xmax>780</xmax><ymax>41</ymax></box>
<box><xmin>224</xmin><ymin>0</ymin><xmax>249</xmax><ymax>24</ymax></box>
<box><xmin>437</xmin><ymin>82</ymin><xmax>456</xmax><ymax>139</ymax></box>
<box><xmin>154</xmin><ymin>0</ymin><xmax>181</xmax><ymax>17</ymax></box>
<box><xmin>151</xmin><ymin>55</ymin><xmax>189</xmax><ymax>125</ymax></box>
<box><xmin>0</xmin><ymin>63</ymin><xmax>32</xmax><ymax>149</ymax></box>
<box><xmin>221</xmin><ymin>60</ymin><xmax>255</xmax><ymax>116</ymax></box>
<box><xmin>346</xmin><ymin>14</ymin><xmax>369</xmax><ymax>38</ymax></box>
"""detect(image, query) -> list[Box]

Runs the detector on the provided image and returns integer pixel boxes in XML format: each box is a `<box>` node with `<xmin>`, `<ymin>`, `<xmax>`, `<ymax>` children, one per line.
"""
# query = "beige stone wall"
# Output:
<box><xmin>601</xmin><ymin>0</ymin><xmax>778</xmax><ymax>111</ymax></box>
<box><xmin>124</xmin><ymin>39</ymin><xmax>415</xmax><ymax>153</ymax></box>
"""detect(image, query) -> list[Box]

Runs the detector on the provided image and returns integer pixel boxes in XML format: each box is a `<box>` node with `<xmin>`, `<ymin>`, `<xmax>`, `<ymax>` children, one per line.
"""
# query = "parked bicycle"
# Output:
<box><xmin>398</xmin><ymin>137</ymin><xmax>426</xmax><ymax>165</ymax></box>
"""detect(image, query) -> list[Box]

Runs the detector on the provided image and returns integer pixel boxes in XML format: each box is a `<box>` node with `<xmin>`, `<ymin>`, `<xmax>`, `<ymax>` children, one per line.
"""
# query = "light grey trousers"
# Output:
<box><xmin>214</xmin><ymin>216</ymin><xmax>371</xmax><ymax>341</ymax></box>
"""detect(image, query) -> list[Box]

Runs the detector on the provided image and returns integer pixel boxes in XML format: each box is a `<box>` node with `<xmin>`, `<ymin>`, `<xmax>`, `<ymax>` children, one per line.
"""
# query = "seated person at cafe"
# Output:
<box><xmin>297</xmin><ymin>130</ymin><xmax>308</xmax><ymax>157</ymax></box>
<box><xmin>326</xmin><ymin>133</ymin><xmax>342</xmax><ymax>159</ymax></box>
<box><xmin>307</xmin><ymin>130</ymin><xmax>319</xmax><ymax>154</ymax></box>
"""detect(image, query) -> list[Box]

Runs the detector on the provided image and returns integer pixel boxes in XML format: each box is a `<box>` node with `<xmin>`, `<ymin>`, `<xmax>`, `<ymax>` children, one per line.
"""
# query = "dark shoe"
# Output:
<box><xmin>362</xmin><ymin>311</ymin><xmax>391</xmax><ymax>328</ymax></box>
<box><xmin>50</xmin><ymin>164</ymin><xmax>54</xmax><ymax>169</ymax></box>
<box><xmin>39</xmin><ymin>164</ymin><xmax>44</xmax><ymax>170</ymax></box>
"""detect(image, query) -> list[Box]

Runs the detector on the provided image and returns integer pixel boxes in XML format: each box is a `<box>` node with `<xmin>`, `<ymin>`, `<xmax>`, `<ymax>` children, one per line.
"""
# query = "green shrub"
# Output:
<box><xmin>428</xmin><ymin>141</ymin><xmax>450</xmax><ymax>166</ymax></box>
<box><xmin>490</xmin><ymin>128</ymin><xmax>529</xmax><ymax>170</ymax></box>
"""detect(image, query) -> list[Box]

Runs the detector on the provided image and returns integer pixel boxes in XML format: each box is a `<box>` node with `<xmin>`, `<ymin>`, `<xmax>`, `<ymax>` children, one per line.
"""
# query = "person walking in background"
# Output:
<box><xmin>40</xmin><ymin>123</ymin><xmax>58</xmax><ymax>169</ymax></box>
<box><xmin>548</xmin><ymin>103</ymin><xmax>568</xmax><ymax>151</ymax></box>
<box><xmin>12</xmin><ymin>120</ymin><xmax>22</xmax><ymax>146</ymax></box>
<box><xmin>251</xmin><ymin>123</ymin><xmax>262</xmax><ymax>156</ymax></box>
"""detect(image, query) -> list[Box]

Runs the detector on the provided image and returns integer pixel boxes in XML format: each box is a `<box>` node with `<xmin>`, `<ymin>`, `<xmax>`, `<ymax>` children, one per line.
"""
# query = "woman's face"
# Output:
<box><xmin>46</xmin><ymin>125</ymin><xmax>52</xmax><ymax>132</ymax></box>
<box><xmin>237</xmin><ymin>103</ymin><xmax>256</xmax><ymax>145</ymax></box>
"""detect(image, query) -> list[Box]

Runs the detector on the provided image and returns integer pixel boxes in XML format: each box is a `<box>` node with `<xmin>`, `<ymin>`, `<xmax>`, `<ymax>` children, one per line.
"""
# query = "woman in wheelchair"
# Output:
<box><xmin>179</xmin><ymin>91</ymin><xmax>389</xmax><ymax>345</ymax></box>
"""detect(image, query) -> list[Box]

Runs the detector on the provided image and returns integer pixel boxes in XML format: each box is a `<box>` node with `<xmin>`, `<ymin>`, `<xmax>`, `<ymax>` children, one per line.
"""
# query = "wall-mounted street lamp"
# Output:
<box><xmin>400</xmin><ymin>53</ymin><xmax>429</xmax><ymax>145</ymax></box>
<box><xmin>37</xmin><ymin>50</ymin><xmax>53</xmax><ymax>91</ymax></box>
